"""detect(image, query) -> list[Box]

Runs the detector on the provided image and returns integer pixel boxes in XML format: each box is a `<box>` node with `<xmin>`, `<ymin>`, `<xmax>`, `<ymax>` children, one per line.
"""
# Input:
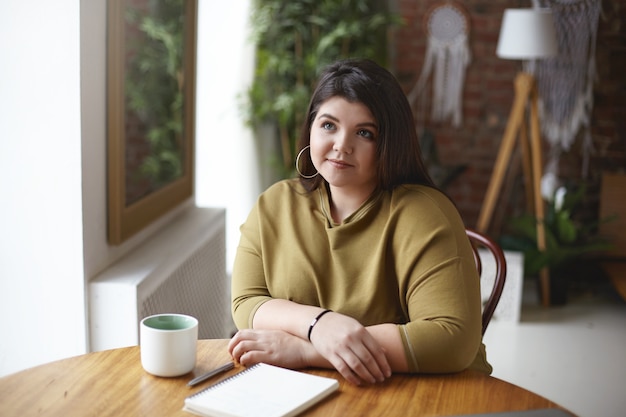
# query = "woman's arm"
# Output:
<box><xmin>229</xmin><ymin>298</ymin><xmax>404</xmax><ymax>385</ymax></box>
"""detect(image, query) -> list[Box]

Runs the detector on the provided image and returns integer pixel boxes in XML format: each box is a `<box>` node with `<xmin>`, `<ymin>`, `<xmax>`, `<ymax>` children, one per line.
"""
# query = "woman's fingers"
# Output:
<box><xmin>342</xmin><ymin>340</ymin><xmax>387</xmax><ymax>384</ymax></box>
<box><xmin>327</xmin><ymin>355</ymin><xmax>362</xmax><ymax>385</ymax></box>
<box><xmin>348</xmin><ymin>340</ymin><xmax>388</xmax><ymax>383</ymax></box>
<box><xmin>361</xmin><ymin>336</ymin><xmax>392</xmax><ymax>379</ymax></box>
<box><xmin>227</xmin><ymin>329</ymin><xmax>255</xmax><ymax>361</ymax></box>
<box><xmin>324</xmin><ymin>342</ymin><xmax>385</xmax><ymax>385</ymax></box>
<box><xmin>228</xmin><ymin>329</ymin><xmax>312</xmax><ymax>369</ymax></box>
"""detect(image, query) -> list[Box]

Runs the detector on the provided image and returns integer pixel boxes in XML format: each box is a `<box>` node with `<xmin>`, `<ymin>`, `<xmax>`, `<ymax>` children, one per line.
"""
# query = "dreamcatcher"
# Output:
<box><xmin>408</xmin><ymin>1</ymin><xmax>471</xmax><ymax>129</ymax></box>
<box><xmin>533</xmin><ymin>0</ymin><xmax>601</xmax><ymax>179</ymax></box>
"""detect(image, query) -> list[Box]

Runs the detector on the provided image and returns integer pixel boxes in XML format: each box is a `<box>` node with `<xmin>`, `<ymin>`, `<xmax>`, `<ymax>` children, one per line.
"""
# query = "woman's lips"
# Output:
<box><xmin>328</xmin><ymin>158</ymin><xmax>352</xmax><ymax>168</ymax></box>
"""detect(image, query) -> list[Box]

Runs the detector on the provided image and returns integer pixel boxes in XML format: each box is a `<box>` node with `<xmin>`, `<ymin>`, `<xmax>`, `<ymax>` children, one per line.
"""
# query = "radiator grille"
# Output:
<box><xmin>140</xmin><ymin>229</ymin><xmax>229</xmax><ymax>339</ymax></box>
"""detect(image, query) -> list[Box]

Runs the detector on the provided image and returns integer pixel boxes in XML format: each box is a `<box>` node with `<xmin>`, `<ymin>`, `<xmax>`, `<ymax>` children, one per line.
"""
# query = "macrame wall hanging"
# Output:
<box><xmin>408</xmin><ymin>1</ymin><xmax>471</xmax><ymax>129</ymax></box>
<box><xmin>532</xmin><ymin>0</ymin><xmax>601</xmax><ymax>179</ymax></box>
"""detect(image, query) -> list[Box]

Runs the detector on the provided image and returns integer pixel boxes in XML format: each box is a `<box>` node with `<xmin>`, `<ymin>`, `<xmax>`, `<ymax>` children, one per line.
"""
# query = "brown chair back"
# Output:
<box><xmin>466</xmin><ymin>229</ymin><xmax>507</xmax><ymax>335</ymax></box>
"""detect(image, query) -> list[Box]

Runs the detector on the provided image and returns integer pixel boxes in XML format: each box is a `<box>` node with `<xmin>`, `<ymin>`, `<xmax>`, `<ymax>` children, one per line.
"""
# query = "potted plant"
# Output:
<box><xmin>500</xmin><ymin>183</ymin><xmax>614</xmax><ymax>304</ymax></box>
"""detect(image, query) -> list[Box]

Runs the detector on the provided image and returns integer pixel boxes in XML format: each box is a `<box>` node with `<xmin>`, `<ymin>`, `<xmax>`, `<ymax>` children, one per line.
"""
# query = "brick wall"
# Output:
<box><xmin>391</xmin><ymin>0</ymin><xmax>626</xmax><ymax>235</ymax></box>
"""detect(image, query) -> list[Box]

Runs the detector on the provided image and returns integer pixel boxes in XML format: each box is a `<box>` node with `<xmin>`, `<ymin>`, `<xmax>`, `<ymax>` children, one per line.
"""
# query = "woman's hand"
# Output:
<box><xmin>308</xmin><ymin>311</ymin><xmax>392</xmax><ymax>385</ymax></box>
<box><xmin>228</xmin><ymin>329</ymin><xmax>317</xmax><ymax>370</ymax></box>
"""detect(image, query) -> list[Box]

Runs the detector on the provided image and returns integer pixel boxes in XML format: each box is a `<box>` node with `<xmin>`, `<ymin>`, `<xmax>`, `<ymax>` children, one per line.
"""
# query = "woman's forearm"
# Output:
<box><xmin>367</xmin><ymin>323</ymin><xmax>409</xmax><ymax>372</ymax></box>
<box><xmin>252</xmin><ymin>299</ymin><xmax>408</xmax><ymax>372</ymax></box>
<box><xmin>252</xmin><ymin>298</ymin><xmax>327</xmax><ymax>339</ymax></box>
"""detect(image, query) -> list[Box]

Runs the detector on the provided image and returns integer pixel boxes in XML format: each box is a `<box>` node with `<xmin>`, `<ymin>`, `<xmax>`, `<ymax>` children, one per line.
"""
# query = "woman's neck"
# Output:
<box><xmin>327</xmin><ymin>184</ymin><xmax>376</xmax><ymax>223</ymax></box>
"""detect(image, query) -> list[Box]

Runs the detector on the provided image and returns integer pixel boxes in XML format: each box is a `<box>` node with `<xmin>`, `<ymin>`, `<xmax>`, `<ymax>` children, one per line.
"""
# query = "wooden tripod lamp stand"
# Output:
<box><xmin>476</xmin><ymin>8</ymin><xmax>557</xmax><ymax>306</ymax></box>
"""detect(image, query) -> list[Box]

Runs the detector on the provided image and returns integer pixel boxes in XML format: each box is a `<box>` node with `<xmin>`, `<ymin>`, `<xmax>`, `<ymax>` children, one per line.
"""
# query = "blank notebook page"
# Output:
<box><xmin>183</xmin><ymin>363</ymin><xmax>339</xmax><ymax>417</ymax></box>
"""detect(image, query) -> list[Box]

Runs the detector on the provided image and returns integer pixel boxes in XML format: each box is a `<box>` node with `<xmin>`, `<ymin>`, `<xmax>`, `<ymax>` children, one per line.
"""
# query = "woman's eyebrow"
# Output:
<box><xmin>318</xmin><ymin>113</ymin><xmax>378</xmax><ymax>130</ymax></box>
<box><xmin>317</xmin><ymin>113</ymin><xmax>339</xmax><ymax>121</ymax></box>
<box><xmin>357</xmin><ymin>121</ymin><xmax>378</xmax><ymax>130</ymax></box>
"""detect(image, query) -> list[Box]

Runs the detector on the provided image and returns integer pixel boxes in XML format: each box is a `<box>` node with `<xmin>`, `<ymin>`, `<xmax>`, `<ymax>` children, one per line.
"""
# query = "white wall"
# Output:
<box><xmin>0</xmin><ymin>0</ymin><xmax>86</xmax><ymax>375</ymax></box>
<box><xmin>0</xmin><ymin>0</ymin><xmax>262</xmax><ymax>377</ymax></box>
<box><xmin>195</xmin><ymin>1</ymin><xmax>276</xmax><ymax>271</ymax></box>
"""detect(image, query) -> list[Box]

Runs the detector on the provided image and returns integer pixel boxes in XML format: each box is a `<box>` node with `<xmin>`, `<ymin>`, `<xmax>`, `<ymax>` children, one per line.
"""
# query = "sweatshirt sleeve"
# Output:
<box><xmin>398</xmin><ymin>254</ymin><xmax>482</xmax><ymax>373</ymax></box>
<box><xmin>230</xmin><ymin>198</ymin><xmax>273</xmax><ymax>329</ymax></box>
<box><xmin>393</xmin><ymin>190</ymin><xmax>483</xmax><ymax>373</ymax></box>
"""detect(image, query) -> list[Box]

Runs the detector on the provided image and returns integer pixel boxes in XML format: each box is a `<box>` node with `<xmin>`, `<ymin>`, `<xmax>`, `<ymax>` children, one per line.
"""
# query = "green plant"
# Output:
<box><xmin>125</xmin><ymin>0</ymin><xmax>185</xmax><ymax>190</ymax></box>
<box><xmin>500</xmin><ymin>184</ymin><xmax>614</xmax><ymax>277</ymax></box>
<box><xmin>245</xmin><ymin>0</ymin><xmax>402</xmax><ymax>178</ymax></box>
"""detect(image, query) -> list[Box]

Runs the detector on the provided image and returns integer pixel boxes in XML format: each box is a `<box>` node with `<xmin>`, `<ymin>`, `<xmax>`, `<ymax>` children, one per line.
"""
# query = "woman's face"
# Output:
<box><xmin>309</xmin><ymin>96</ymin><xmax>378</xmax><ymax>195</ymax></box>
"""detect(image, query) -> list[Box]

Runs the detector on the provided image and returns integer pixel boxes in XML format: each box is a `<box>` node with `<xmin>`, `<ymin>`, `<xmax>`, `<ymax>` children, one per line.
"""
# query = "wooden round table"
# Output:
<box><xmin>0</xmin><ymin>339</ymin><xmax>574</xmax><ymax>416</ymax></box>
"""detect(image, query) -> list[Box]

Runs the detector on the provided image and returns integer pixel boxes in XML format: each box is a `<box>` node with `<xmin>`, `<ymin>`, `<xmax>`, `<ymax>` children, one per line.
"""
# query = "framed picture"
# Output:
<box><xmin>107</xmin><ymin>0</ymin><xmax>197</xmax><ymax>244</ymax></box>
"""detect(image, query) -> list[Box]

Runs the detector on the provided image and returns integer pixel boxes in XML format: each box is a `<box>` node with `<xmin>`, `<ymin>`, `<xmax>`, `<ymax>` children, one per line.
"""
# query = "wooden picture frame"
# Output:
<box><xmin>107</xmin><ymin>0</ymin><xmax>197</xmax><ymax>245</ymax></box>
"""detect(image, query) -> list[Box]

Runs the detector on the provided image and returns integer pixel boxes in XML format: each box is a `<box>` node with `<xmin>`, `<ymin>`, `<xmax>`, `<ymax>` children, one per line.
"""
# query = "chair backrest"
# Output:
<box><xmin>465</xmin><ymin>229</ymin><xmax>507</xmax><ymax>335</ymax></box>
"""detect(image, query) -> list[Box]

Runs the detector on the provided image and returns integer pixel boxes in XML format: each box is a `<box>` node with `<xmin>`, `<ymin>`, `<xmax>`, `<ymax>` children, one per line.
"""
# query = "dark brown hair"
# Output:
<box><xmin>297</xmin><ymin>58</ymin><xmax>436</xmax><ymax>192</ymax></box>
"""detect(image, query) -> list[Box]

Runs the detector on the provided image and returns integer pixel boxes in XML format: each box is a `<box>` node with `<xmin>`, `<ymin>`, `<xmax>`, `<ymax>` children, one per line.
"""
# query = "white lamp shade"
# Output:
<box><xmin>496</xmin><ymin>8</ymin><xmax>558</xmax><ymax>59</ymax></box>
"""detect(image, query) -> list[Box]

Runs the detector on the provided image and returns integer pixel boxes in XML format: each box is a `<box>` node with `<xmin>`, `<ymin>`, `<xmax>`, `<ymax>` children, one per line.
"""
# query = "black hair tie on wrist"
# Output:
<box><xmin>307</xmin><ymin>309</ymin><xmax>333</xmax><ymax>341</ymax></box>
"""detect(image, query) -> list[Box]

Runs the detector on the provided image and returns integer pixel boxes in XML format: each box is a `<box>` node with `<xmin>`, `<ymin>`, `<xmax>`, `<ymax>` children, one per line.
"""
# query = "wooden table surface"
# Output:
<box><xmin>0</xmin><ymin>339</ymin><xmax>574</xmax><ymax>416</ymax></box>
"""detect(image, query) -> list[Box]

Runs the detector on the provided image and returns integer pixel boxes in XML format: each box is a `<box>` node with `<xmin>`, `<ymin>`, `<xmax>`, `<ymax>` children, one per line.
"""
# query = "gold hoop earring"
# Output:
<box><xmin>295</xmin><ymin>145</ymin><xmax>319</xmax><ymax>179</ymax></box>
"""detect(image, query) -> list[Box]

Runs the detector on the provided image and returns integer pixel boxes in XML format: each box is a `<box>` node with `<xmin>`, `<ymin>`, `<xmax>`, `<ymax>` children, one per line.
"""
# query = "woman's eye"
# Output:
<box><xmin>358</xmin><ymin>129</ymin><xmax>374</xmax><ymax>139</ymax></box>
<box><xmin>322</xmin><ymin>122</ymin><xmax>335</xmax><ymax>130</ymax></box>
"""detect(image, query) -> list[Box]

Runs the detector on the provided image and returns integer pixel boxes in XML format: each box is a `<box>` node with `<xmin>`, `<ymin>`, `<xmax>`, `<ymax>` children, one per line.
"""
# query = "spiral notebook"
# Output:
<box><xmin>183</xmin><ymin>363</ymin><xmax>339</xmax><ymax>417</ymax></box>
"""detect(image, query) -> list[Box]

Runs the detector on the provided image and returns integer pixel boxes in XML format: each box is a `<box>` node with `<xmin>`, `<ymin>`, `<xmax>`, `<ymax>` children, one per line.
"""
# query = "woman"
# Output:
<box><xmin>228</xmin><ymin>58</ymin><xmax>491</xmax><ymax>385</ymax></box>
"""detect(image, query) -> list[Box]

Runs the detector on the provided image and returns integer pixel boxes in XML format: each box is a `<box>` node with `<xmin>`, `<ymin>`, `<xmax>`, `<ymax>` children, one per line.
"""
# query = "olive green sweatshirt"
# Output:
<box><xmin>232</xmin><ymin>179</ymin><xmax>491</xmax><ymax>374</ymax></box>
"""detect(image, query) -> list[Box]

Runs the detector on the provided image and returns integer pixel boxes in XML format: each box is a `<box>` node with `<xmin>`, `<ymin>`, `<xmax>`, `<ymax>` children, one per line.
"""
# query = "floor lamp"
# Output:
<box><xmin>476</xmin><ymin>8</ymin><xmax>557</xmax><ymax>306</ymax></box>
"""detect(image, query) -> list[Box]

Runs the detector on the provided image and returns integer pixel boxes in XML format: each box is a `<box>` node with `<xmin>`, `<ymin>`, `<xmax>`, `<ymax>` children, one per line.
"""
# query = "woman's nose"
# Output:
<box><xmin>333</xmin><ymin>131</ymin><xmax>352</xmax><ymax>154</ymax></box>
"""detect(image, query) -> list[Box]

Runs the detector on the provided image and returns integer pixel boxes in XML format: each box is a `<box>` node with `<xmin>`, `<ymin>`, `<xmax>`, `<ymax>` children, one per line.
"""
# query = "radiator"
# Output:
<box><xmin>89</xmin><ymin>207</ymin><xmax>235</xmax><ymax>352</ymax></box>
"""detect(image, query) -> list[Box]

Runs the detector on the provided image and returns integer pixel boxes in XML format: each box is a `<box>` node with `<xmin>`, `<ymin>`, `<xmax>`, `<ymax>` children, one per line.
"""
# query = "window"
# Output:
<box><xmin>106</xmin><ymin>0</ymin><xmax>197</xmax><ymax>244</ymax></box>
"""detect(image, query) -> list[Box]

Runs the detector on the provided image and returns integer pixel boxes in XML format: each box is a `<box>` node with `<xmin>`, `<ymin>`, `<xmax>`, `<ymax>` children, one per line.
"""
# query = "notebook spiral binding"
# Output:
<box><xmin>188</xmin><ymin>363</ymin><xmax>262</xmax><ymax>400</ymax></box>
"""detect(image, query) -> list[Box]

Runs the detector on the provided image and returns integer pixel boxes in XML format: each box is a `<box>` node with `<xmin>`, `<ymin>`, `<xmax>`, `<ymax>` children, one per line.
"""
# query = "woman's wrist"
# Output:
<box><xmin>307</xmin><ymin>309</ymin><xmax>333</xmax><ymax>341</ymax></box>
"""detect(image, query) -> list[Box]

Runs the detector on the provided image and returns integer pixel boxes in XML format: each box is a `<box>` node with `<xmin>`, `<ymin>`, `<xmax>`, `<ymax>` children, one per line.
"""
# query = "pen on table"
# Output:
<box><xmin>188</xmin><ymin>362</ymin><xmax>235</xmax><ymax>387</ymax></box>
